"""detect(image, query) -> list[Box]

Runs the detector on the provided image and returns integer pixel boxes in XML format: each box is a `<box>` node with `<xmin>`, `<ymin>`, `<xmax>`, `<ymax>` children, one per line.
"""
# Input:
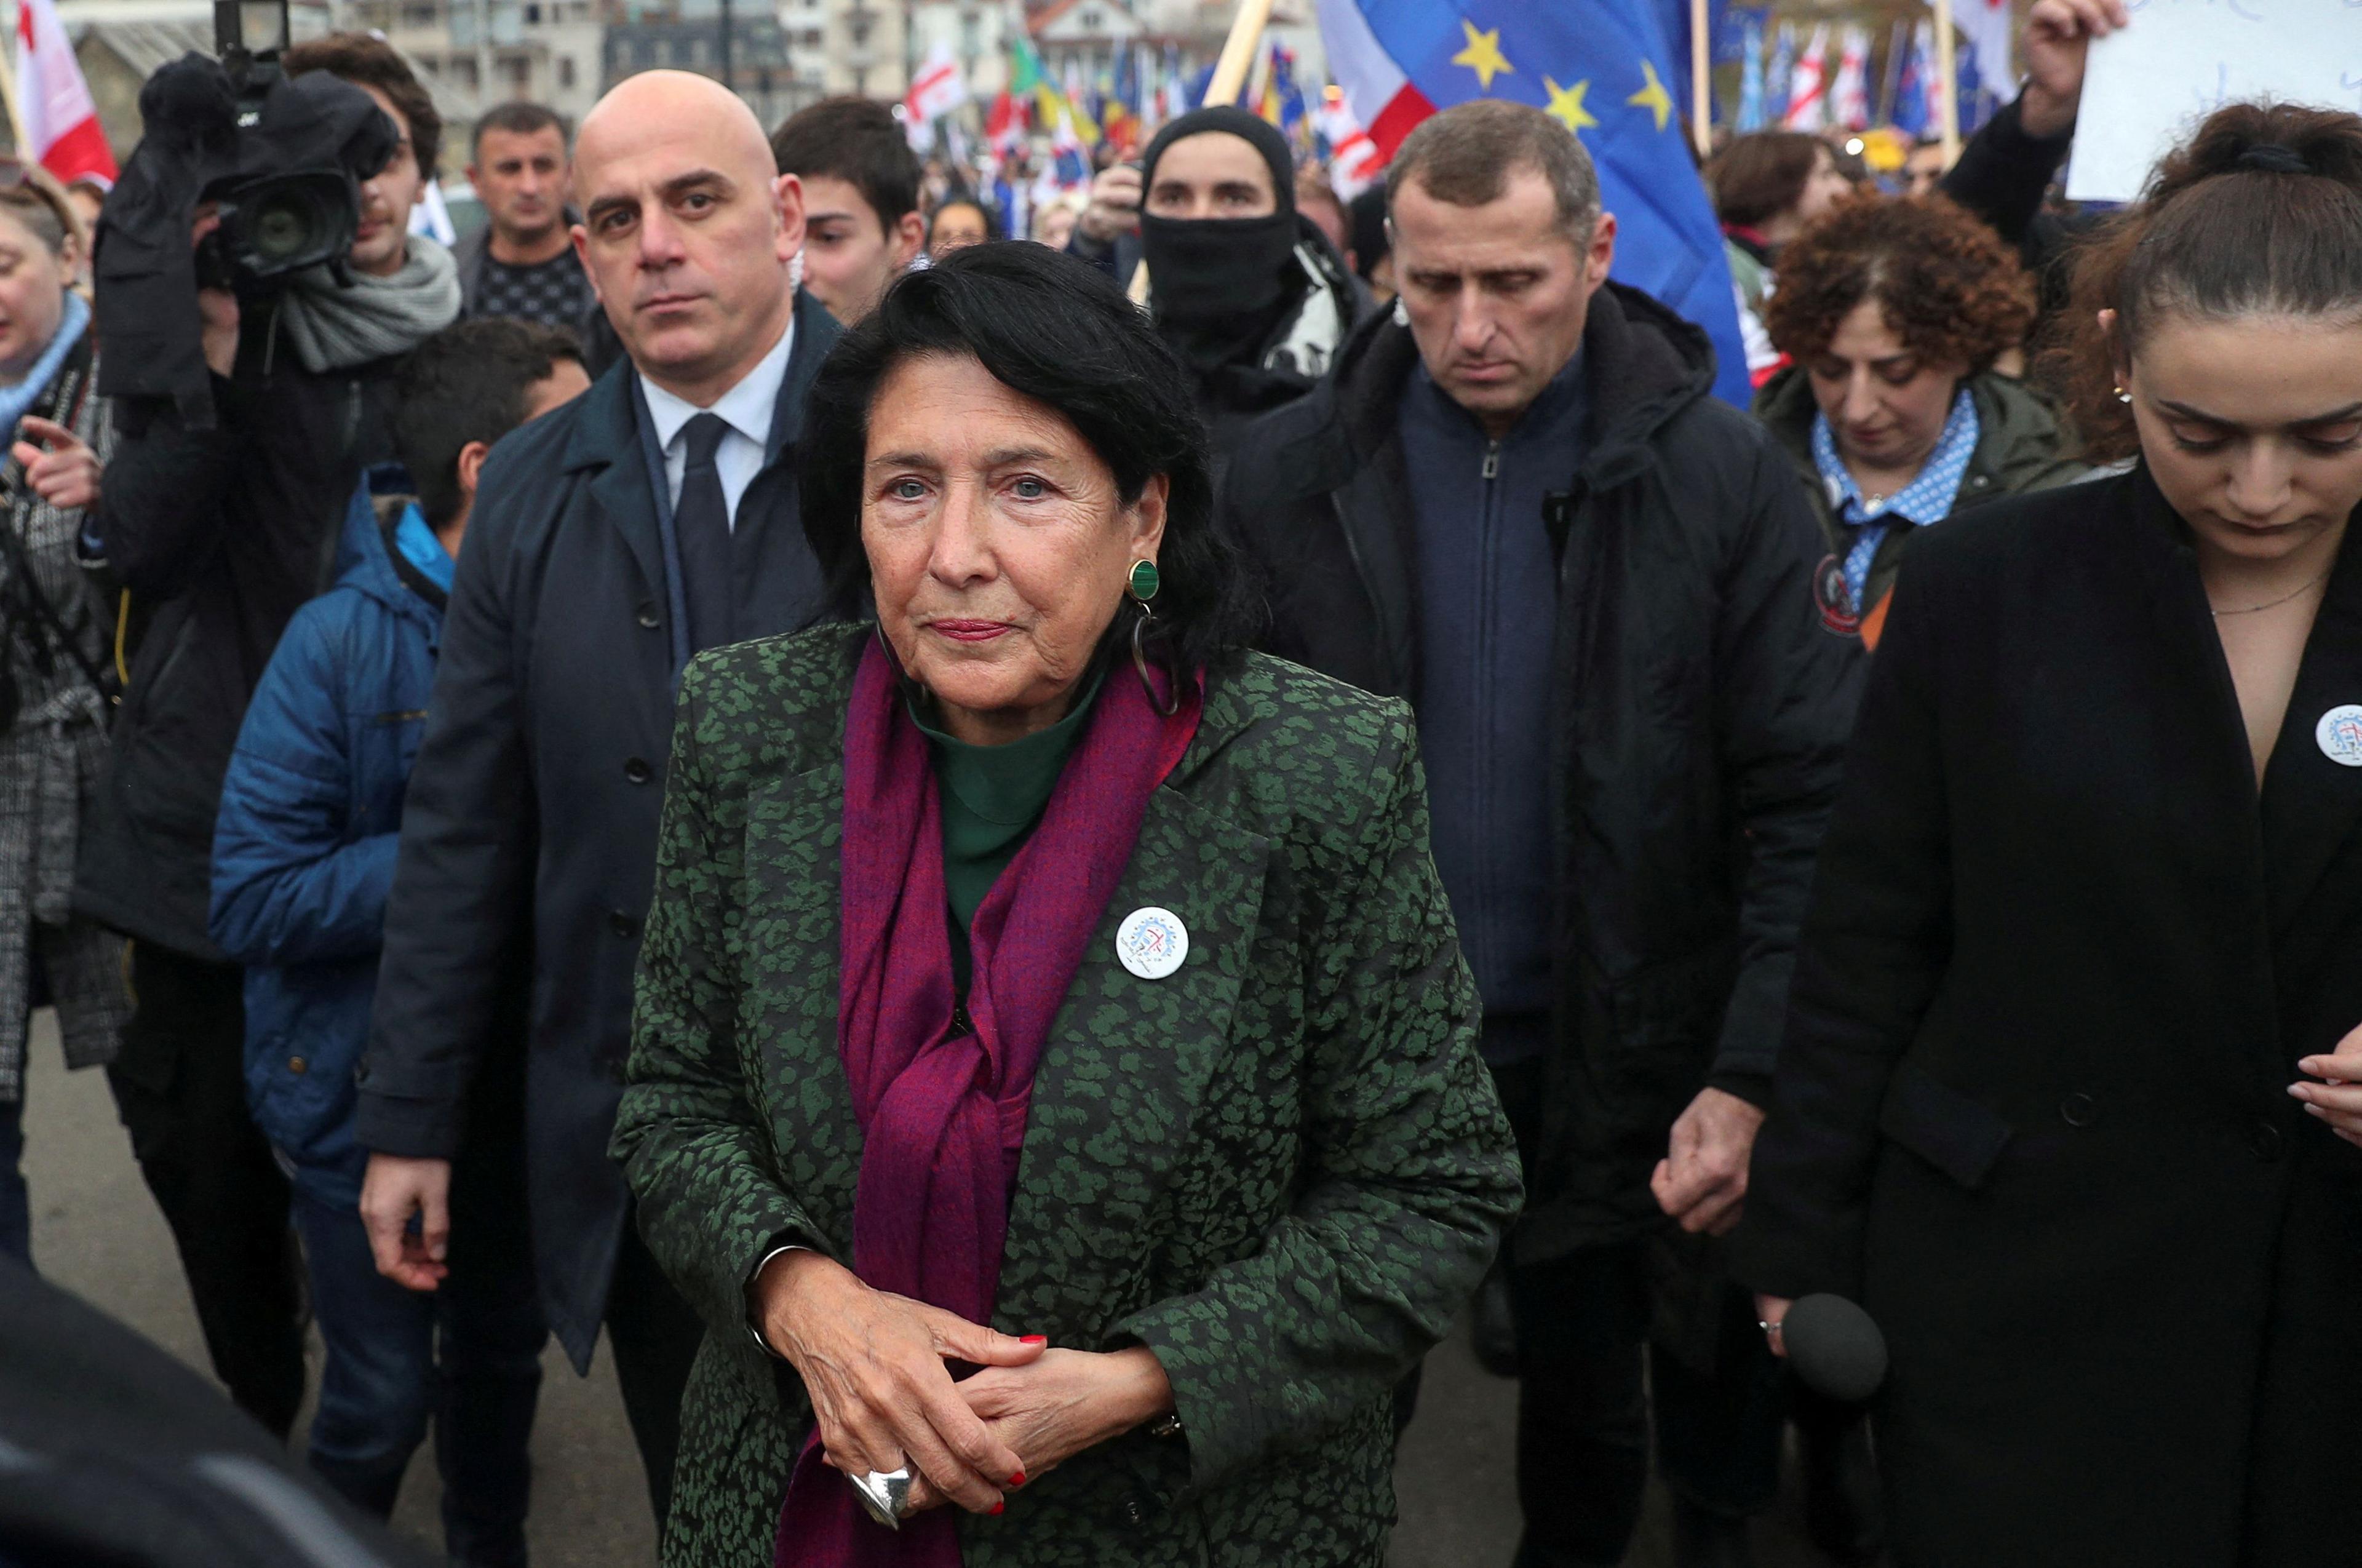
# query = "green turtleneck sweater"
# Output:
<box><xmin>910</xmin><ymin>670</ymin><xmax>1105</xmax><ymax>994</ymax></box>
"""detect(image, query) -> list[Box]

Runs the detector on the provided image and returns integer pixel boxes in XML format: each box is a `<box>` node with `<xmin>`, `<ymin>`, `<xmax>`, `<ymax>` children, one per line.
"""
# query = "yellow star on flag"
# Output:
<box><xmin>1543</xmin><ymin>76</ymin><xmax>1597</xmax><ymax>133</ymax></box>
<box><xmin>1452</xmin><ymin>20</ymin><xmax>1514</xmax><ymax>92</ymax></box>
<box><xmin>1627</xmin><ymin>58</ymin><xmax>1674</xmax><ymax>132</ymax></box>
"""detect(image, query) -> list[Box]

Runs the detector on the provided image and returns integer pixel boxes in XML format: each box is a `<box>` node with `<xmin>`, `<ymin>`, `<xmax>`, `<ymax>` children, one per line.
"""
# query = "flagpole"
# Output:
<box><xmin>0</xmin><ymin>3</ymin><xmax>29</xmax><ymax>160</ymax></box>
<box><xmin>1689</xmin><ymin>0</ymin><xmax>1711</xmax><ymax>157</ymax></box>
<box><xmin>1203</xmin><ymin>0</ymin><xmax>1278</xmax><ymax>108</ymax></box>
<box><xmin>1875</xmin><ymin>18</ymin><xmax>1906</xmax><ymax>129</ymax></box>
<box><xmin>1934</xmin><ymin>0</ymin><xmax>1960</xmax><ymax>164</ymax></box>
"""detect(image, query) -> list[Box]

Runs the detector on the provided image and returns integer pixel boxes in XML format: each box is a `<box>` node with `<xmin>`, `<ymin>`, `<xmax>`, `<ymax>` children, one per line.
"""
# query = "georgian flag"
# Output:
<box><xmin>1784</xmin><ymin>23</ymin><xmax>1829</xmax><ymax>130</ymax></box>
<box><xmin>17</xmin><ymin>0</ymin><xmax>114</xmax><ymax>189</ymax></box>
<box><xmin>1317</xmin><ymin>95</ymin><xmax>1384</xmax><ymax>200</ymax></box>
<box><xmin>1831</xmin><ymin>26</ymin><xmax>1871</xmax><ymax>132</ymax></box>
<box><xmin>904</xmin><ymin>42</ymin><xmax>966</xmax><ymax>151</ymax></box>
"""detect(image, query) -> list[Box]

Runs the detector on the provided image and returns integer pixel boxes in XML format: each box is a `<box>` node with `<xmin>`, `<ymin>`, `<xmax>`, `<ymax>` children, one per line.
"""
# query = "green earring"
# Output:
<box><xmin>1126</xmin><ymin>559</ymin><xmax>1161</xmax><ymax>607</ymax></box>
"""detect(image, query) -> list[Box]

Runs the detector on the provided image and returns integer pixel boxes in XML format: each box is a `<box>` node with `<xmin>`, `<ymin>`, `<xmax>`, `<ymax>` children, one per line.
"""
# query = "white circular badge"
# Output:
<box><xmin>1115</xmin><ymin>906</ymin><xmax>1189</xmax><ymax>981</ymax></box>
<box><xmin>2318</xmin><ymin>705</ymin><xmax>2362</xmax><ymax>768</ymax></box>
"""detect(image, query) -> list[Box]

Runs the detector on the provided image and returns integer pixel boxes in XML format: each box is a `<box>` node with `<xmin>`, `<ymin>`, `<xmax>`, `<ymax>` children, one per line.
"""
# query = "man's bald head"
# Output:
<box><xmin>575</xmin><ymin>70</ymin><xmax>775</xmax><ymax>199</ymax></box>
<box><xmin>570</xmin><ymin>69</ymin><xmax>804</xmax><ymax>404</ymax></box>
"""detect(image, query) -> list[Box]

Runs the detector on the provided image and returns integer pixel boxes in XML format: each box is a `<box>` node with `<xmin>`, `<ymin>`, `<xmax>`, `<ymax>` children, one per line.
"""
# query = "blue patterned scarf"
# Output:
<box><xmin>1811</xmin><ymin>384</ymin><xmax>1979</xmax><ymax>612</ymax></box>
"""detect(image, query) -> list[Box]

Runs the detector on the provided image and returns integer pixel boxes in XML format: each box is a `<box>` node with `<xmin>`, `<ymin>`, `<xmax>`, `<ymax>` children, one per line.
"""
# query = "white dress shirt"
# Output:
<box><xmin>637</xmin><ymin>316</ymin><xmax>797</xmax><ymax>531</ymax></box>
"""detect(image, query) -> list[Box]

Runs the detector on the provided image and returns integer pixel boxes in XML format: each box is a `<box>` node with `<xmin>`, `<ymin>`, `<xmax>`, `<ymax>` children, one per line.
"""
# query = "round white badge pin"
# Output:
<box><xmin>1116</xmin><ymin>906</ymin><xmax>1189</xmax><ymax>981</ymax></box>
<box><xmin>2318</xmin><ymin>705</ymin><xmax>2362</xmax><ymax>768</ymax></box>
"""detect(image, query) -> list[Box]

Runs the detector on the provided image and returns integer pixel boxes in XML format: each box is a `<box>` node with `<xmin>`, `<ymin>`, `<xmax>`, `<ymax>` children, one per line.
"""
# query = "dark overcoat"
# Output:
<box><xmin>356</xmin><ymin>293</ymin><xmax>841</xmax><ymax>1366</ymax></box>
<box><xmin>611</xmin><ymin>626</ymin><xmax>1523</xmax><ymax>1566</ymax></box>
<box><xmin>1218</xmin><ymin>286</ymin><xmax>1861</xmax><ymax>1260</ymax></box>
<box><xmin>1733</xmin><ymin>465</ymin><xmax>2362</xmax><ymax>1566</ymax></box>
<box><xmin>78</xmin><ymin>327</ymin><xmax>403</xmax><ymax>961</ymax></box>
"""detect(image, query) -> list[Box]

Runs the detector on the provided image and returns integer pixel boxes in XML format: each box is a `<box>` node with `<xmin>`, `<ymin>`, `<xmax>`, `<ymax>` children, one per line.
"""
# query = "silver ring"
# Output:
<box><xmin>849</xmin><ymin>1466</ymin><xmax>915</xmax><ymax>1529</ymax></box>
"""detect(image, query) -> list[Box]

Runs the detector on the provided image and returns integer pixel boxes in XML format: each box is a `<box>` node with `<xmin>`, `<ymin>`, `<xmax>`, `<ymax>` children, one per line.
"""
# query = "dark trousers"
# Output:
<box><xmin>606</xmin><ymin>1214</ymin><xmax>706</xmax><ymax>1537</ymax></box>
<box><xmin>0</xmin><ymin>1079</ymin><xmax>25</xmax><ymax>1267</ymax></box>
<box><xmin>1492</xmin><ymin>1060</ymin><xmax>1785</xmax><ymax>1568</ymax></box>
<box><xmin>106</xmin><ymin>941</ymin><xmax>307</xmax><ymax>1438</ymax></box>
<box><xmin>289</xmin><ymin>1113</ymin><xmax>546</xmax><ymax>1565</ymax></box>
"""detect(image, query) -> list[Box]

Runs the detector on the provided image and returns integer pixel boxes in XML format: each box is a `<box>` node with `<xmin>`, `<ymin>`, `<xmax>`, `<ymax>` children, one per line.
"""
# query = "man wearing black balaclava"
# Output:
<box><xmin>1091</xmin><ymin>106</ymin><xmax>1361</xmax><ymax>445</ymax></box>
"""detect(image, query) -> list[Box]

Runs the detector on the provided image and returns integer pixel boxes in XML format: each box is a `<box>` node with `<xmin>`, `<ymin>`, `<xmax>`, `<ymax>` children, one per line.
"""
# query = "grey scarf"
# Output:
<box><xmin>277</xmin><ymin>235</ymin><xmax>461</xmax><ymax>373</ymax></box>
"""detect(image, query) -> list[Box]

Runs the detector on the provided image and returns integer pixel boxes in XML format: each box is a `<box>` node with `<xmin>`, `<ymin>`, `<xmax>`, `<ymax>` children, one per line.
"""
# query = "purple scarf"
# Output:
<box><xmin>773</xmin><ymin>636</ymin><xmax>1202</xmax><ymax>1568</ymax></box>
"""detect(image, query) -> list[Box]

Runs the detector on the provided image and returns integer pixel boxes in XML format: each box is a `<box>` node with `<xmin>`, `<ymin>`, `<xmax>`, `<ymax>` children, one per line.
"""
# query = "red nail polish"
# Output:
<box><xmin>1019</xmin><ymin>1335</ymin><xmax>1048</xmax><ymax>1347</ymax></box>
<box><xmin>989</xmin><ymin>1502</ymin><xmax>1004</xmax><ymax>1516</ymax></box>
<box><xmin>1008</xmin><ymin>1471</ymin><xmax>1026</xmax><ymax>1487</ymax></box>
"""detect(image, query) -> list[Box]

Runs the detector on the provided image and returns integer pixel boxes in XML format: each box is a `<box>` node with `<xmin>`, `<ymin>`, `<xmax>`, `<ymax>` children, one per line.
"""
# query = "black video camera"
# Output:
<box><xmin>196</xmin><ymin>0</ymin><xmax>362</xmax><ymax>288</ymax></box>
<box><xmin>93</xmin><ymin>3</ymin><xmax>396</xmax><ymax>414</ymax></box>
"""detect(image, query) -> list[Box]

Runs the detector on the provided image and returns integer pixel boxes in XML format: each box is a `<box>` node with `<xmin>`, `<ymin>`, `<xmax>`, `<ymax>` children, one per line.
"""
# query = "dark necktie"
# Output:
<box><xmin>674</xmin><ymin>411</ymin><xmax>734</xmax><ymax>652</ymax></box>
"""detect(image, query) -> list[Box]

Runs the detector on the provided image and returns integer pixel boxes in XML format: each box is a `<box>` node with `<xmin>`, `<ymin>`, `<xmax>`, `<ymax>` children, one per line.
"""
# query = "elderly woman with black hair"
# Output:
<box><xmin>611</xmin><ymin>241</ymin><xmax>1520</xmax><ymax>1566</ymax></box>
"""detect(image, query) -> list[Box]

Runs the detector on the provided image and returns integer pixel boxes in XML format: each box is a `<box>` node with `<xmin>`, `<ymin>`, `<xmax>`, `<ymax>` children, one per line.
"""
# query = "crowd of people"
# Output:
<box><xmin>4</xmin><ymin>0</ymin><xmax>2362</xmax><ymax>1566</ymax></box>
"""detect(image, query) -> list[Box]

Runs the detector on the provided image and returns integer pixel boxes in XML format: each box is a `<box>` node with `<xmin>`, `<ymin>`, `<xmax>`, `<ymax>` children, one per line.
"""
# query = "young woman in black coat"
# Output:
<box><xmin>1735</xmin><ymin>103</ymin><xmax>2362</xmax><ymax>1567</ymax></box>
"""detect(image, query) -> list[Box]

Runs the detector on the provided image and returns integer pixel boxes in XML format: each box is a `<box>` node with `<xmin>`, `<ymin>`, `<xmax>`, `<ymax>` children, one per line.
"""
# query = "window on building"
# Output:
<box><xmin>401</xmin><ymin>2</ymin><xmax>436</xmax><ymax>28</ymax></box>
<box><xmin>558</xmin><ymin>55</ymin><xmax>575</xmax><ymax>87</ymax></box>
<box><xmin>506</xmin><ymin>55</ymin><xmax>530</xmax><ymax>86</ymax></box>
<box><xmin>690</xmin><ymin>35</ymin><xmax>709</xmax><ymax>64</ymax></box>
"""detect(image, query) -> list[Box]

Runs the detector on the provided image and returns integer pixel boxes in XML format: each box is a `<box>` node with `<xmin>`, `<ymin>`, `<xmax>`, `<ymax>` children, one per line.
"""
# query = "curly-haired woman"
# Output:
<box><xmin>1756</xmin><ymin>194</ymin><xmax>2086</xmax><ymax>644</ymax></box>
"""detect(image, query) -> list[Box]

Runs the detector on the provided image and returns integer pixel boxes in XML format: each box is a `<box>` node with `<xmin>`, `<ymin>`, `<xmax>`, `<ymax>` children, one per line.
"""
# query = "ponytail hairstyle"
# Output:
<box><xmin>2043</xmin><ymin>102</ymin><xmax>2362</xmax><ymax>462</ymax></box>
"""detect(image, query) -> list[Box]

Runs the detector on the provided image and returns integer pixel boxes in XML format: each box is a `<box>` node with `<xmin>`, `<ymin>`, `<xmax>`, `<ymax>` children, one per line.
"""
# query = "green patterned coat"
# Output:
<box><xmin>612</xmin><ymin>623</ymin><xmax>1522</xmax><ymax>1567</ymax></box>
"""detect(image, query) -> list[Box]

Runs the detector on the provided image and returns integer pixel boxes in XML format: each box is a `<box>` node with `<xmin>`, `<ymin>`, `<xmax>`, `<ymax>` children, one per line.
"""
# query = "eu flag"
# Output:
<box><xmin>1332</xmin><ymin>0</ymin><xmax>1751</xmax><ymax>405</ymax></box>
<box><xmin>1112</xmin><ymin>43</ymin><xmax>1141</xmax><ymax>118</ymax></box>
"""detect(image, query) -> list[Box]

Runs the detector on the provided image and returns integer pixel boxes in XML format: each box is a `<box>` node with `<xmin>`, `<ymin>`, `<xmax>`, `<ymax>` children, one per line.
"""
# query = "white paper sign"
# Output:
<box><xmin>2064</xmin><ymin>0</ymin><xmax>2362</xmax><ymax>204</ymax></box>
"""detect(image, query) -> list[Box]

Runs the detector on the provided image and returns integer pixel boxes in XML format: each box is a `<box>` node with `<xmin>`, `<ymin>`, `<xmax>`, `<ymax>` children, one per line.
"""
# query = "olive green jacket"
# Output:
<box><xmin>1756</xmin><ymin>366</ymin><xmax>2089</xmax><ymax>616</ymax></box>
<box><xmin>611</xmin><ymin>625</ymin><xmax>1521</xmax><ymax>1567</ymax></box>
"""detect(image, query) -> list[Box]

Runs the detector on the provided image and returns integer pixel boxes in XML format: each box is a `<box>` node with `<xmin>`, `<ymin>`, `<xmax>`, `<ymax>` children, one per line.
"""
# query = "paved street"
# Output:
<box><xmin>22</xmin><ymin>1013</ymin><xmax>1830</xmax><ymax>1568</ymax></box>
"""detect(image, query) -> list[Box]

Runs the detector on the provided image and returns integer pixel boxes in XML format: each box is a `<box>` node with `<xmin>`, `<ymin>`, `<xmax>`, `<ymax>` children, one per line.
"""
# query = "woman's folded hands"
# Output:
<box><xmin>754</xmin><ymin>1251</ymin><xmax>1175</xmax><ymax>1516</ymax></box>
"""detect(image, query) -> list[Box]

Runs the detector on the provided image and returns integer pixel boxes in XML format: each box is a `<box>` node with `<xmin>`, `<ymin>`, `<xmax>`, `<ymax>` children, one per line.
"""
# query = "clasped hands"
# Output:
<box><xmin>754</xmin><ymin>1249</ymin><xmax>1174</xmax><ymax>1518</ymax></box>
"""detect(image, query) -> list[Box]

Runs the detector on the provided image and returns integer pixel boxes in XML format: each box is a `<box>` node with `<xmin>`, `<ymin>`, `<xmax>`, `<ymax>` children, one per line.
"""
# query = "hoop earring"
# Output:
<box><xmin>1131</xmin><ymin>610</ymin><xmax>1179</xmax><ymax>717</ymax></box>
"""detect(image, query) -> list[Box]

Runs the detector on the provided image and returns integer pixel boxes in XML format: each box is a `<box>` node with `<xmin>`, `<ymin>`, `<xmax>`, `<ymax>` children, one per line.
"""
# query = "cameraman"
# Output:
<box><xmin>74</xmin><ymin>33</ymin><xmax>459</xmax><ymax>1439</ymax></box>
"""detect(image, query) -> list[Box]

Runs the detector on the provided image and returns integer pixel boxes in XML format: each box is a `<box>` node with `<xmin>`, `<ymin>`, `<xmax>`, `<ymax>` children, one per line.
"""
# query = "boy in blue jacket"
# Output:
<box><xmin>212</xmin><ymin>317</ymin><xmax>589</xmax><ymax>1559</ymax></box>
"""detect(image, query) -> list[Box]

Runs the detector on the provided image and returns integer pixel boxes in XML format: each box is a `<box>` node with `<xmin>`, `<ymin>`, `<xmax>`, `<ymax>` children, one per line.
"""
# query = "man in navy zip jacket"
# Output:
<box><xmin>1218</xmin><ymin>103</ymin><xmax>1859</xmax><ymax>1568</ymax></box>
<box><xmin>210</xmin><ymin>319</ymin><xmax>589</xmax><ymax>1564</ymax></box>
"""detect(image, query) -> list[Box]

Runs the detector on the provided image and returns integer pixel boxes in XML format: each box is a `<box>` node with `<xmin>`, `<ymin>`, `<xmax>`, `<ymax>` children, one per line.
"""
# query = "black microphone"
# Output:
<box><xmin>1781</xmin><ymin>1294</ymin><xmax>1888</xmax><ymax>1402</ymax></box>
